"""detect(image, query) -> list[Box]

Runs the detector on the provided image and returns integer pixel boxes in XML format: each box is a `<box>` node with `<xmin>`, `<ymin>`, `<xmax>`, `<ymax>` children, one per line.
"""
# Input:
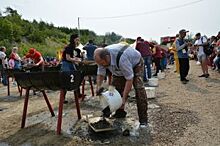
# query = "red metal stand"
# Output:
<box><xmin>57</xmin><ymin>89</ymin><xmax>65</xmax><ymax>135</ymax></box>
<box><xmin>88</xmin><ymin>76</ymin><xmax>94</xmax><ymax>97</ymax></box>
<box><xmin>7</xmin><ymin>76</ymin><xmax>10</xmax><ymax>96</ymax></box>
<box><xmin>21</xmin><ymin>88</ymin><xmax>82</xmax><ymax>135</ymax></box>
<box><xmin>7</xmin><ymin>76</ymin><xmax>23</xmax><ymax>96</ymax></box>
<box><xmin>57</xmin><ymin>89</ymin><xmax>82</xmax><ymax>135</ymax></box>
<box><xmin>21</xmin><ymin>88</ymin><xmax>55</xmax><ymax>129</ymax></box>
<box><xmin>42</xmin><ymin>90</ymin><xmax>55</xmax><ymax>117</ymax></box>
<box><xmin>81</xmin><ymin>79</ymin><xmax>85</xmax><ymax>100</ymax></box>
<box><xmin>17</xmin><ymin>85</ymin><xmax>21</xmax><ymax>93</ymax></box>
<box><xmin>20</xmin><ymin>87</ymin><xmax>23</xmax><ymax>97</ymax></box>
<box><xmin>21</xmin><ymin>87</ymin><xmax>30</xmax><ymax>128</ymax></box>
<box><xmin>74</xmin><ymin>90</ymin><xmax>81</xmax><ymax>120</ymax></box>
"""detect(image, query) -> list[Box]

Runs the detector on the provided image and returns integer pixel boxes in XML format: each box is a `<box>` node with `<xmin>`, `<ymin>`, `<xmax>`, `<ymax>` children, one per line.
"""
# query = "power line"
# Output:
<box><xmin>79</xmin><ymin>0</ymin><xmax>204</xmax><ymax>20</ymax></box>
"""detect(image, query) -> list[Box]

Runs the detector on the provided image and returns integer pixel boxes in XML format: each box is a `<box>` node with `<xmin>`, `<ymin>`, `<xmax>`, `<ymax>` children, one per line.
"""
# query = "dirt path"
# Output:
<box><xmin>152</xmin><ymin>61</ymin><xmax>220</xmax><ymax>146</ymax></box>
<box><xmin>0</xmin><ymin>61</ymin><xmax>219</xmax><ymax>146</ymax></box>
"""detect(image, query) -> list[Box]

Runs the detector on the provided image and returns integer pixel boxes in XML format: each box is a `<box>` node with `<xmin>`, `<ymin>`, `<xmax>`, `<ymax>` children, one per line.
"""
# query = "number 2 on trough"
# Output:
<box><xmin>70</xmin><ymin>74</ymin><xmax>74</xmax><ymax>83</ymax></box>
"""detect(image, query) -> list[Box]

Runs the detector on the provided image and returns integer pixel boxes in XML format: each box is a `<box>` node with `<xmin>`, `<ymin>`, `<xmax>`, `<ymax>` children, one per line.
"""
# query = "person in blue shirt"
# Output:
<box><xmin>83</xmin><ymin>40</ymin><xmax>97</xmax><ymax>60</ymax></box>
<box><xmin>175</xmin><ymin>29</ymin><xmax>190</xmax><ymax>84</ymax></box>
<box><xmin>83</xmin><ymin>40</ymin><xmax>98</xmax><ymax>84</ymax></box>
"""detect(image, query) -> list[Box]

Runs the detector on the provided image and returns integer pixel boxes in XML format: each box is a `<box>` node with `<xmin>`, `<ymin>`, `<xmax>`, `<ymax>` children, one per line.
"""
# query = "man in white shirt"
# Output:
<box><xmin>0</xmin><ymin>46</ymin><xmax>8</xmax><ymax>85</ymax></box>
<box><xmin>194</xmin><ymin>33</ymin><xmax>209</xmax><ymax>78</ymax></box>
<box><xmin>94</xmin><ymin>43</ymin><xmax>148</xmax><ymax>127</ymax></box>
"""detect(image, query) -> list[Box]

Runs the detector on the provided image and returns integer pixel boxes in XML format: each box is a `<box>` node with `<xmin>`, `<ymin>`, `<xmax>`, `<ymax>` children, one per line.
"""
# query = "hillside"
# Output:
<box><xmin>0</xmin><ymin>7</ymin><xmax>133</xmax><ymax>57</ymax></box>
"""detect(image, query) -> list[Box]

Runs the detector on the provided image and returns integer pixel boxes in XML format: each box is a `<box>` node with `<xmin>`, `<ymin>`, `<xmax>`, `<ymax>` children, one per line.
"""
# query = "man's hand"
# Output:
<box><xmin>96</xmin><ymin>87</ymin><xmax>105</xmax><ymax>96</ymax></box>
<box><xmin>121</xmin><ymin>97</ymin><xmax>126</xmax><ymax>109</ymax></box>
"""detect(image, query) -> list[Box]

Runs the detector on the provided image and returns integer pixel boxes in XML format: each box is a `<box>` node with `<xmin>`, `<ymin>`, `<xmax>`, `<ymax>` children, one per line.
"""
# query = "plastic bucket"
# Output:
<box><xmin>148</xmin><ymin>78</ymin><xmax>158</xmax><ymax>87</ymax></box>
<box><xmin>145</xmin><ymin>87</ymin><xmax>156</xmax><ymax>99</ymax></box>
<box><xmin>100</xmin><ymin>87</ymin><xmax>122</xmax><ymax>113</ymax></box>
<box><xmin>158</xmin><ymin>71</ymin><xmax>165</xmax><ymax>79</ymax></box>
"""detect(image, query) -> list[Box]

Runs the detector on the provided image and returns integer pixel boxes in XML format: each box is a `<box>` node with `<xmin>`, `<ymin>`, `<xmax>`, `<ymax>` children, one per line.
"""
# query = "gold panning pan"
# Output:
<box><xmin>87</xmin><ymin>116</ymin><xmax>114</xmax><ymax>132</ymax></box>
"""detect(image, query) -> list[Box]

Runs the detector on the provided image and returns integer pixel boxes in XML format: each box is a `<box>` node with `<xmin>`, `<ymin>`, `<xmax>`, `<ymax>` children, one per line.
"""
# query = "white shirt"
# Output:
<box><xmin>97</xmin><ymin>43</ymin><xmax>141</xmax><ymax>80</ymax></box>
<box><xmin>194</xmin><ymin>36</ymin><xmax>207</xmax><ymax>56</ymax></box>
<box><xmin>0</xmin><ymin>51</ymin><xmax>7</xmax><ymax>68</ymax></box>
<box><xmin>0</xmin><ymin>51</ymin><xmax>6</xmax><ymax>60</ymax></box>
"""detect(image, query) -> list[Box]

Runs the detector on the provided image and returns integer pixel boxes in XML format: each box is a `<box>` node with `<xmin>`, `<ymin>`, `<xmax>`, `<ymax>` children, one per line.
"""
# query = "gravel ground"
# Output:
<box><xmin>0</xmin><ymin>61</ymin><xmax>219</xmax><ymax>146</ymax></box>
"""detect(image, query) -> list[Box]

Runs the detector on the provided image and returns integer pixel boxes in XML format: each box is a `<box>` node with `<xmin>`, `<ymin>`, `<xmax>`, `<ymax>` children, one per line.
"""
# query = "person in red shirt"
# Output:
<box><xmin>23</xmin><ymin>48</ymin><xmax>44</xmax><ymax>67</ymax></box>
<box><xmin>135</xmin><ymin>37</ymin><xmax>152</xmax><ymax>81</ymax></box>
<box><xmin>152</xmin><ymin>43</ymin><xmax>162</xmax><ymax>76</ymax></box>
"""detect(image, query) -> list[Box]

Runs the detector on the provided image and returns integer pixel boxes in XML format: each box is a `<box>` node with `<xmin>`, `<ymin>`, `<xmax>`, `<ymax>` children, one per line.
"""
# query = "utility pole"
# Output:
<box><xmin>77</xmin><ymin>17</ymin><xmax>80</xmax><ymax>37</ymax></box>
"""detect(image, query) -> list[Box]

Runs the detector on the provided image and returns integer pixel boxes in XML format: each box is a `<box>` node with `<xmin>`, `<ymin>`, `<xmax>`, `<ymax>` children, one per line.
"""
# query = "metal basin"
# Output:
<box><xmin>14</xmin><ymin>71</ymin><xmax>83</xmax><ymax>91</ymax></box>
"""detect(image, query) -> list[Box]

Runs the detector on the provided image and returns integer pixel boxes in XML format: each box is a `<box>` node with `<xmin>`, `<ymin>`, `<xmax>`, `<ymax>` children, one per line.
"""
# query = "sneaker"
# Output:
<box><xmin>112</xmin><ymin>109</ymin><xmax>127</xmax><ymax>118</ymax></box>
<box><xmin>153</xmin><ymin>74</ymin><xmax>157</xmax><ymax>77</ymax></box>
<box><xmin>198</xmin><ymin>74</ymin><xmax>206</xmax><ymax>77</ymax></box>
<box><xmin>63</xmin><ymin>100</ymin><xmax>68</xmax><ymax>104</ymax></box>
<box><xmin>139</xmin><ymin>123</ymin><xmax>149</xmax><ymax>128</ymax></box>
<box><xmin>184</xmin><ymin>79</ymin><xmax>189</xmax><ymax>82</ymax></box>
<box><xmin>205</xmin><ymin>74</ymin><xmax>209</xmax><ymax>78</ymax></box>
<box><xmin>181</xmin><ymin>80</ymin><xmax>187</xmax><ymax>84</ymax></box>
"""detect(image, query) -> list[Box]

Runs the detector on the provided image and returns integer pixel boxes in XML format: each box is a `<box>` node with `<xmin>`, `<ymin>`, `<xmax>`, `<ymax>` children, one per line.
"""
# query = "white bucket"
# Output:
<box><xmin>148</xmin><ymin>78</ymin><xmax>158</xmax><ymax>87</ymax></box>
<box><xmin>145</xmin><ymin>87</ymin><xmax>156</xmax><ymax>99</ymax></box>
<box><xmin>100</xmin><ymin>86</ymin><xmax>122</xmax><ymax>113</ymax></box>
<box><xmin>157</xmin><ymin>71</ymin><xmax>165</xmax><ymax>79</ymax></box>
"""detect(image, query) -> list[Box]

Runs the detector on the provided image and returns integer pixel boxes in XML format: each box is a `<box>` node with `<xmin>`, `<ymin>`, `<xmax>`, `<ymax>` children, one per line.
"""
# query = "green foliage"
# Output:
<box><xmin>0</xmin><ymin>7</ymin><xmax>132</xmax><ymax>57</ymax></box>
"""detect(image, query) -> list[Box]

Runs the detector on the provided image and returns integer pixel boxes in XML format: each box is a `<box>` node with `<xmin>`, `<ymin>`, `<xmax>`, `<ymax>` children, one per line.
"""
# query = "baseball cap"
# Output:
<box><xmin>29</xmin><ymin>48</ymin><xmax>36</xmax><ymax>54</ymax></box>
<box><xmin>179</xmin><ymin>29</ymin><xmax>189</xmax><ymax>34</ymax></box>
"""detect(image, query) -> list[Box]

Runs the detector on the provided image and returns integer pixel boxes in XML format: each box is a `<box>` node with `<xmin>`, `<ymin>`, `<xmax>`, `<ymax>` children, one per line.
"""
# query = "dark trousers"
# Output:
<box><xmin>112</xmin><ymin>59</ymin><xmax>148</xmax><ymax>123</ymax></box>
<box><xmin>178</xmin><ymin>58</ymin><xmax>189</xmax><ymax>81</ymax></box>
<box><xmin>154</xmin><ymin>57</ymin><xmax>161</xmax><ymax>74</ymax></box>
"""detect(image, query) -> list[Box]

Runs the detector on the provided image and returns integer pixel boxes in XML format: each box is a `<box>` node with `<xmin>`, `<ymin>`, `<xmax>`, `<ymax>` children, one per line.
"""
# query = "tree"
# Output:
<box><xmin>4</xmin><ymin>7</ymin><xmax>21</xmax><ymax>17</ymax></box>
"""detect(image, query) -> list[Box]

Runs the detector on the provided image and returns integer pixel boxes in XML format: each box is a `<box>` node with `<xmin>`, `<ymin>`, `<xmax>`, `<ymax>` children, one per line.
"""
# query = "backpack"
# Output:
<box><xmin>201</xmin><ymin>36</ymin><xmax>212</xmax><ymax>56</ymax></box>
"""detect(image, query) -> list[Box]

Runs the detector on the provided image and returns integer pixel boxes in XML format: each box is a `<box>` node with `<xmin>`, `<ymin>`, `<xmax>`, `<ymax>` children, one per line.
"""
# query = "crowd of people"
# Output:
<box><xmin>0</xmin><ymin>46</ymin><xmax>58</xmax><ymax>86</ymax></box>
<box><xmin>135</xmin><ymin>30</ymin><xmax>220</xmax><ymax>84</ymax></box>
<box><xmin>173</xmin><ymin>30</ymin><xmax>220</xmax><ymax>83</ymax></box>
<box><xmin>0</xmin><ymin>30</ymin><xmax>219</xmax><ymax>129</ymax></box>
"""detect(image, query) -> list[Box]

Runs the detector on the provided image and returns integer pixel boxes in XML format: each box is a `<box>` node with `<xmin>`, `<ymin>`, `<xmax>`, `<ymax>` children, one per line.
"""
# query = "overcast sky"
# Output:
<box><xmin>0</xmin><ymin>0</ymin><xmax>219</xmax><ymax>42</ymax></box>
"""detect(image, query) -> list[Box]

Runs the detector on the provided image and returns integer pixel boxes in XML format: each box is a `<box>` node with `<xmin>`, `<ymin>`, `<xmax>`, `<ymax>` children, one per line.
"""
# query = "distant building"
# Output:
<box><xmin>160</xmin><ymin>36</ymin><xmax>176</xmax><ymax>47</ymax></box>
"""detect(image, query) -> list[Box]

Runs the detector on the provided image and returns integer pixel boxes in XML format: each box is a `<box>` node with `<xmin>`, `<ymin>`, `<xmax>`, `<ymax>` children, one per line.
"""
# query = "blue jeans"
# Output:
<box><xmin>143</xmin><ymin>56</ymin><xmax>152</xmax><ymax>80</ymax></box>
<box><xmin>1</xmin><ymin>69</ymin><xmax>8</xmax><ymax>85</ymax></box>
<box><xmin>160</xmin><ymin>57</ymin><xmax>167</xmax><ymax>71</ymax></box>
<box><xmin>214</xmin><ymin>57</ymin><xmax>220</xmax><ymax>69</ymax></box>
<box><xmin>14</xmin><ymin>60</ymin><xmax>21</xmax><ymax>70</ymax></box>
<box><xmin>61</xmin><ymin>61</ymin><xmax>76</xmax><ymax>72</ymax></box>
